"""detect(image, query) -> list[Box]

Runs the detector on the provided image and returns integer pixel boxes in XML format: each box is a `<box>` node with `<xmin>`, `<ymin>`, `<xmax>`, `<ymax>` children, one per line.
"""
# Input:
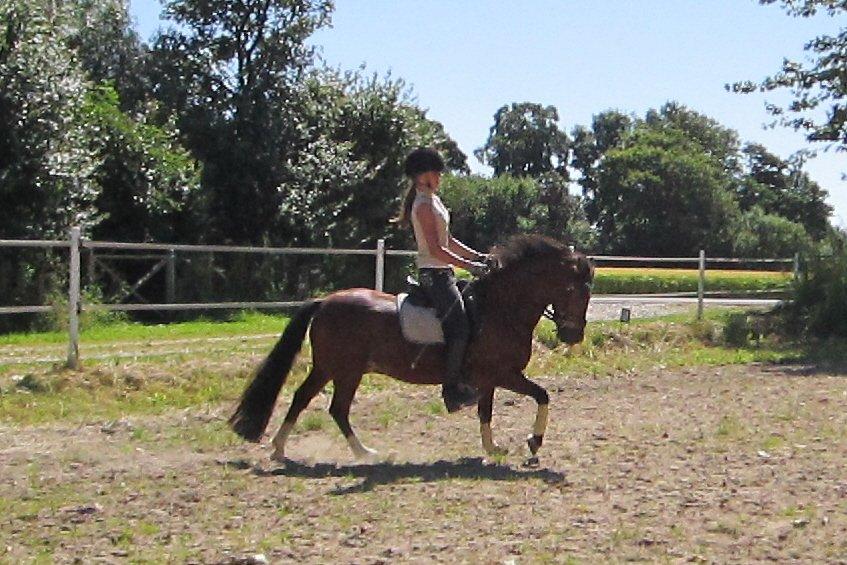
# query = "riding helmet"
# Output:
<box><xmin>404</xmin><ymin>147</ymin><xmax>445</xmax><ymax>177</ymax></box>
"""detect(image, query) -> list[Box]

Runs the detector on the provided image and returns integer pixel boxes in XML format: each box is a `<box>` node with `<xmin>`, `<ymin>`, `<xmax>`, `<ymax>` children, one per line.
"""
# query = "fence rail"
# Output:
<box><xmin>1</xmin><ymin>227</ymin><xmax>795</xmax><ymax>368</ymax></box>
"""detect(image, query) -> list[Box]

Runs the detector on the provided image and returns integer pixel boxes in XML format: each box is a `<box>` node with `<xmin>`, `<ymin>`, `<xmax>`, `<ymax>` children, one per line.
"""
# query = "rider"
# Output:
<box><xmin>397</xmin><ymin>147</ymin><xmax>489</xmax><ymax>413</ymax></box>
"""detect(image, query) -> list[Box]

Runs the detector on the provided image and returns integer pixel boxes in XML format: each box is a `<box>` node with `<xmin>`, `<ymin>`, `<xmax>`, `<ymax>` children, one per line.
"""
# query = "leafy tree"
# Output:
<box><xmin>475</xmin><ymin>102</ymin><xmax>570</xmax><ymax>177</ymax></box>
<box><xmin>440</xmin><ymin>174</ymin><xmax>594</xmax><ymax>251</ymax></box>
<box><xmin>67</xmin><ymin>0</ymin><xmax>149</xmax><ymax>111</ymax></box>
<box><xmin>280</xmin><ymin>70</ymin><xmax>467</xmax><ymax>249</ymax></box>
<box><xmin>786</xmin><ymin>230</ymin><xmax>847</xmax><ymax>337</ymax></box>
<box><xmin>440</xmin><ymin>175</ymin><xmax>539</xmax><ymax>250</ymax></box>
<box><xmin>733</xmin><ymin>206</ymin><xmax>813</xmax><ymax>258</ymax></box>
<box><xmin>594</xmin><ymin>125</ymin><xmax>740</xmax><ymax>255</ymax></box>
<box><xmin>83</xmin><ymin>84</ymin><xmax>200</xmax><ymax>242</ymax></box>
<box><xmin>150</xmin><ymin>0</ymin><xmax>334</xmax><ymax>244</ymax></box>
<box><xmin>533</xmin><ymin>171</ymin><xmax>595</xmax><ymax>248</ymax></box>
<box><xmin>730</xmin><ymin>0</ymin><xmax>847</xmax><ymax>152</ymax></box>
<box><xmin>739</xmin><ymin>143</ymin><xmax>831</xmax><ymax>238</ymax></box>
<box><xmin>0</xmin><ymin>0</ymin><xmax>100</xmax><ymax>238</ymax></box>
<box><xmin>570</xmin><ymin>109</ymin><xmax>633</xmax><ymax>221</ymax></box>
<box><xmin>645</xmin><ymin>102</ymin><xmax>742</xmax><ymax>173</ymax></box>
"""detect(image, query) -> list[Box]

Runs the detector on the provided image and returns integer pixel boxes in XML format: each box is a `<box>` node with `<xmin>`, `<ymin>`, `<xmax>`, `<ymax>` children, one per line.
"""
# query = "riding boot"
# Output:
<box><xmin>441</xmin><ymin>333</ymin><xmax>479</xmax><ymax>413</ymax></box>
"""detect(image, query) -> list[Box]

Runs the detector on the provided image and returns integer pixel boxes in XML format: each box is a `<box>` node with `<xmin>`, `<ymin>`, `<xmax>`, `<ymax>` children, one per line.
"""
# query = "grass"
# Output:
<box><xmin>0</xmin><ymin>306</ymin><xmax>839</xmax><ymax>428</ymax></box>
<box><xmin>0</xmin><ymin>311</ymin><xmax>289</xmax><ymax>347</ymax></box>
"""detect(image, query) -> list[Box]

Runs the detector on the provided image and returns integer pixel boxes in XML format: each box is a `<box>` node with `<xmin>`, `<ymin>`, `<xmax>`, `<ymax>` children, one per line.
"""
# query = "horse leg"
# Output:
<box><xmin>477</xmin><ymin>387</ymin><xmax>508</xmax><ymax>456</ymax></box>
<box><xmin>270</xmin><ymin>367</ymin><xmax>330</xmax><ymax>462</ymax></box>
<box><xmin>328</xmin><ymin>373</ymin><xmax>378</xmax><ymax>461</ymax></box>
<box><xmin>500</xmin><ymin>373</ymin><xmax>550</xmax><ymax>456</ymax></box>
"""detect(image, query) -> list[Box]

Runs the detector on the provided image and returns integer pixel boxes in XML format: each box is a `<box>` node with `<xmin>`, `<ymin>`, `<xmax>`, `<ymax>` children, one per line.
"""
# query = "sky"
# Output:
<box><xmin>129</xmin><ymin>0</ymin><xmax>846</xmax><ymax>225</ymax></box>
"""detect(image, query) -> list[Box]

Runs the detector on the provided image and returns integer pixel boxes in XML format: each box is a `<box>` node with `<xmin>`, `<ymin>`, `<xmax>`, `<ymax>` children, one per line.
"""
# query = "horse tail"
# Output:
<box><xmin>228</xmin><ymin>300</ymin><xmax>322</xmax><ymax>442</ymax></box>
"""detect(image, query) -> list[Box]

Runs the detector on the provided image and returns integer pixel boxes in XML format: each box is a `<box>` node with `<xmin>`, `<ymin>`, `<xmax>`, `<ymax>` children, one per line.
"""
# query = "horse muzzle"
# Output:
<box><xmin>557</xmin><ymin>321</ymin><xmax>585</xmax><ymax>345</ymax></box>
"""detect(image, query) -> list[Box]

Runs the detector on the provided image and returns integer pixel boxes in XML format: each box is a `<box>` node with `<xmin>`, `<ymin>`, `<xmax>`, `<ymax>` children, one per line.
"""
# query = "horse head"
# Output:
<box><xmin>488</xmin><ymin>235</ymin><xmax>594</xmax><ymax>345</ymax></box>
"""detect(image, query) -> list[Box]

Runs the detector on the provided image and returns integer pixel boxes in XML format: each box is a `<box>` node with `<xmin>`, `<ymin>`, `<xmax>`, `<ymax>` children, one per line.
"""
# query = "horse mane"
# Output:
<box><xmin>491</xmin><ymin>234</ymin><xmax>569</xmax><ymax>269</ymax></box>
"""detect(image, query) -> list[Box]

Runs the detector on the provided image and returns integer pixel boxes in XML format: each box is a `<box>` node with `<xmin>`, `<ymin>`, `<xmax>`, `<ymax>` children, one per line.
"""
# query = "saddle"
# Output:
<box><xmin>396</xmin><ymin>277</ymin><xmax>480</xmax><ymax>345</ymax></box>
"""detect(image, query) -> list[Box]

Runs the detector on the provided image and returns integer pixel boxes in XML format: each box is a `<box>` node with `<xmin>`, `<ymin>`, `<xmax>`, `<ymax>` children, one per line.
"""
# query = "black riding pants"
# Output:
<box><xmin>418</xmin><ymin>268</ymin><xmax>470</xmax><ymax>385</ymax></box>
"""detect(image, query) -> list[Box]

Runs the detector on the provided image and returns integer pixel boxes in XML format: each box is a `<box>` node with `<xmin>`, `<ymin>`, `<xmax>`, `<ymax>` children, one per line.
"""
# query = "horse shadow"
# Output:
<box><xmin>239</xmin><ymin>457</ymin><xmax>567</xmax><ymax>495</ymax></box>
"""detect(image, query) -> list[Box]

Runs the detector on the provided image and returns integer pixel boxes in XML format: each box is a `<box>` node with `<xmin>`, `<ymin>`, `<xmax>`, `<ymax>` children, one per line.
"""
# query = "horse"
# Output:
<box><xmin>229</xmin><ymin>235</ymin><xmax>594</xmax><ymax>461</ymax></box>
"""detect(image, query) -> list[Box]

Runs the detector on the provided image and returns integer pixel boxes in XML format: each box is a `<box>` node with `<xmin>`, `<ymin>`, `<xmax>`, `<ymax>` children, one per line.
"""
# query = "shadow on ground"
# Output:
<box><xmin>223</xmin><ymin>457</ymin><xmax>567</xmax><ymax>495</ymax></box>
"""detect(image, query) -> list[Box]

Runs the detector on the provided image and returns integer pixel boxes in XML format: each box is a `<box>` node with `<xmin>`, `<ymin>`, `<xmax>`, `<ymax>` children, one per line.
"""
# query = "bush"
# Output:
<box><xmin>786</xmin><ymin>233</ymin><xmax>847</xmax><ymax>337</ymax></box>
<box><xmin>733</xmin><ymin>207</ymin><xmax>813</xmax><ymax>259</ymax></box>
<box><xmin>723</xmin><ymin>313</ymin><xmax>750</xmax><ymax>347</ymax></box>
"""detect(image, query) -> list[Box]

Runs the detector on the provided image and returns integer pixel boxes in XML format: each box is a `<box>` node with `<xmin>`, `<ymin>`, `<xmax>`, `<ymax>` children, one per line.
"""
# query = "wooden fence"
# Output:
<box><xmin>0</xmin><ymin>227</ymin><xmax>794</xmax><ymax>368</ymax></box>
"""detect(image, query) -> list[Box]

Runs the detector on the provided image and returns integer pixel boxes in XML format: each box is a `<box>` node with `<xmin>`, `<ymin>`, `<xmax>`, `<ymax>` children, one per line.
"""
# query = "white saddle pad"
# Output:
<box><xmin>396</xmin><ymin>293</ymin><xmax>445</xmax><ymax>344</ymax></box>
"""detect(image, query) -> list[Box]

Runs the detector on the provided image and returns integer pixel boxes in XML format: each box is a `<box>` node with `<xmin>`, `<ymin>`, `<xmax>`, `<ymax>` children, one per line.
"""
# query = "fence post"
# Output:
<box><xmin>375</xmin><ymin>238</ymin><xmax>385</xmax><ymax>292</ymax></box>
<box><xmin>697</xmin><ymin>249</ymin><xmax>705</xmax><ymax>321</ymax></box>
<box><xmin>67</xmin><ymin>226</ymin><xmax>81</xmax><ymax>369</ymax></box>
<box><xmin>166</xmin><ymin>249</ymin><xmax>176</xmax><ymax>303</ymax></box>
<box><xmin>793</xmin><ymin>252</ymin><xmax>801</xmax><ymax>283</ymax></box>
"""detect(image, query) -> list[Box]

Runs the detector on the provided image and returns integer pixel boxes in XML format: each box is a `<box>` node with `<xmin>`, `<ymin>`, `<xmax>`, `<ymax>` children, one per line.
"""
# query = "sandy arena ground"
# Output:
<box><xmin>1</xmin><ymin>360</ymin><xmax>846</xmax><ymax>563</ymax></box>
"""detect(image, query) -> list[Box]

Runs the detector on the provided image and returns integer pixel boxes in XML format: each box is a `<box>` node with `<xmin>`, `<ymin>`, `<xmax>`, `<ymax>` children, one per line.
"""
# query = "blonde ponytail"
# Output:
<box><xmin>393</xmin><ymin>181</ymin><xmax>417</xmax><ymax>228</ymax></box>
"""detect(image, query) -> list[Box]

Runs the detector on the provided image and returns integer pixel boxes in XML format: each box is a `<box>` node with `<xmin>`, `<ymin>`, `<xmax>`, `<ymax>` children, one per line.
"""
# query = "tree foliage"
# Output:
<box><xmin>730</xmin><ymin>0</ymin><xmax>847</xmax><ymax>152</ymax></box>
<box><xmin>733</xmin><ymin>206</ymin><xmax>814</xmax><ymax>258</ymax></box>
<box><xmin>440</xmin><ymin>174</ymin><xmax>594</xmax><ymax>251</ymax></box>
<box><xmin>594</xmin><ymin>125</ymin><xmax>740</xmax><ymax>255</ymax></box>
<box><xmin>0</xmin><ymin>0</ymin><xmax>100</xmax><ymax>238</ymax></box>
<box><xmin>786</xmin><ymin>230</ymin><xmax>847</xmax><ymax>337</ymax></box>
<box><xmin>739</xmin><ymin>143</ymin><xmax>831</xmax><ymax>238</ymax></box>
<box><xmin>83</xmin><ymin>84</ymin><xmax>200</xmax><ymax>242</ymax></box>
<box><xmin>475</xmin><ymin>102</ymin><xmax>570</xmax><ymax>177</ymax></box>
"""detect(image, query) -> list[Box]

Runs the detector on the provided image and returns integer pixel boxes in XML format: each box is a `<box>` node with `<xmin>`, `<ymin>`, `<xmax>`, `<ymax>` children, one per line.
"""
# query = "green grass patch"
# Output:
<box><xmin>0</xmin><ymin>311</ymin><xmax>289</xmax><ymax>347</ymax></box>
<box><xmin>0</xmin><ymin>307</ymin><xmax>841</xmax><ymax>429</ymax></box>
<box><xmin>299</xmin><ymin>410</ymin><xmax>330</xmax><ymax>432</ymax></box>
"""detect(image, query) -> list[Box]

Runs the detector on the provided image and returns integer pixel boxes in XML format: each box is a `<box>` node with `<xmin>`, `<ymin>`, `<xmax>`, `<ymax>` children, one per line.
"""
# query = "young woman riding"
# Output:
<box><xmin>397</xmin><ymin>147</ymin><xmax>490</xmax><ymax>413</ymax></box>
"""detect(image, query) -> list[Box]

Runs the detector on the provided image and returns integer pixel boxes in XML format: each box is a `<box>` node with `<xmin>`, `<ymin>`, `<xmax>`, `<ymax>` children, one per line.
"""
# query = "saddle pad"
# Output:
<box><xmin>396</xmin><ymin>293</ymin><xmax>445</xmax><ymax>344</ymax></box>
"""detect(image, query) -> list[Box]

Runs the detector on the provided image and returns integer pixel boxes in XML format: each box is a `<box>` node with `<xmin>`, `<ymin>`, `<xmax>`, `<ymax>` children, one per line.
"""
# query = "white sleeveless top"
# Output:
<box><xmin>411</xmin><ymin>192</ymin><xmax>452</xmax><ymax>269</ymax></box>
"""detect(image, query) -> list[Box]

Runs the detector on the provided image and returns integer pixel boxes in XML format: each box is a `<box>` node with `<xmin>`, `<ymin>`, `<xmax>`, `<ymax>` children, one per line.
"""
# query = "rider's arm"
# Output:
<box><xmin>414</xmin><ymin>203</ymin><xmax>484</xmax><ymax>271</ymax></box>
<box><xmin>448</xmin><ymin>236</ymin><xmax>487</xmax><ymax>261</ymax></box>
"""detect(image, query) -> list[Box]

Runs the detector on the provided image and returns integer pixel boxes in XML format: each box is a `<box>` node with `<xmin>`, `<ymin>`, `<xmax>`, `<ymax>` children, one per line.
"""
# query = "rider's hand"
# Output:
<box><xmin>467</xmin><ymin>261</ymin><xmax>490</xmax><ymax>278</ymax></box>
<box><xmin>482</xmin><ymin>254</ymin><xmax>500</xmax><ymax>270</ymax></box>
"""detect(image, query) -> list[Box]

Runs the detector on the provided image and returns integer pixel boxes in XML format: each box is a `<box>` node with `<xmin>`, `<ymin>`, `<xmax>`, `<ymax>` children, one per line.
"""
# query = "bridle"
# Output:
<box><xmin>541</xmin><ymin>281</ymin><xmax>592</xmax><ymax>330</ymax></box>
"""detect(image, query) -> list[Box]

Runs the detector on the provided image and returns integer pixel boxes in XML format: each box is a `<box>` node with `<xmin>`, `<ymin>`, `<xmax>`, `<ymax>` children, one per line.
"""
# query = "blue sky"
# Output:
<box><xmin>130</xmin><ymin>0</ymin><xmax>846</xmax><ymax>225</ymax></box>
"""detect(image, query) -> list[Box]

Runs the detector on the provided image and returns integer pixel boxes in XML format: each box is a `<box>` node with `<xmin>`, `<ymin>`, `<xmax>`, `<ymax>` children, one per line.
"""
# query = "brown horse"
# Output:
<box><xmin>229</xmin><ymin>235</ymin><xmax>594</xmax><ymax>461</ymax></box>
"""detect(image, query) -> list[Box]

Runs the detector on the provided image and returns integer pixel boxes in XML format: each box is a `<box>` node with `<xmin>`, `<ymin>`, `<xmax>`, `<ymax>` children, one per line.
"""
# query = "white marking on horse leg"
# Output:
<box><xmin>270</xmin><ymin>421</ymin><xmax>293</xmax><ymax>462</ymax></box>
<box><xmin>480</xmin><ymin>422</ymin><xmax>507</xmax><ymax>456</ymax></box>
<box><xmin>533</xmin><ymin>404</ymin><xmax>549</xmax><ymax>437</ymax></box>
<box><xmin>347</xmin><ymin>433</ymin><xmax>378</xmax><ymax>461</ymax></box>
<box><xmin>527</xmin><ymin>404</ymin><xmax>549</xmax><ymax>455</ymax></box>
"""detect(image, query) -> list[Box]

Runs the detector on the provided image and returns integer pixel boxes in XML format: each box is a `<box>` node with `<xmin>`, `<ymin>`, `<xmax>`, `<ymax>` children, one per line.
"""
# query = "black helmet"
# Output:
<box><xmin>404</xmin><ymin>147</ymin><xmax>445</xmax><ymax>177</ymax></box>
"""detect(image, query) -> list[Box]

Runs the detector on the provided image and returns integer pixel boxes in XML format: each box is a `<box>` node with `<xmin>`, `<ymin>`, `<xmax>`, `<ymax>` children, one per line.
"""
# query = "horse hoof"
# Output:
<box><xmin>526</xmin><ymin>434</ymin><xmax>543</xmax><ymax>455</ymax></box>
<box><xmin>523</xmin><ymin>456</ymin><xmax>540</xmax><ymax>468</ymax></box>
<box><xmin>270</xmin><ymin>449</ymin><xmax>286</xmax><ymax>463</ymax></box>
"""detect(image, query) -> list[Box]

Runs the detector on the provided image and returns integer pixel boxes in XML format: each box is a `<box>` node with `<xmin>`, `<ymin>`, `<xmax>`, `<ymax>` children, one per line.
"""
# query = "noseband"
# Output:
<box><xmin>541</xmin><ymin>307</ymin><xmax>583</xmax><ymax>331</ymax></box>
<box><xmin>542</xmin><ymin>281</ymin><xmax>591</xmax><ymax>331</ymax></box>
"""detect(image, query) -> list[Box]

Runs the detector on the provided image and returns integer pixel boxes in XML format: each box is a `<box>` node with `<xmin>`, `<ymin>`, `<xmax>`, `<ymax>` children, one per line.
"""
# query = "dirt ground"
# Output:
<box><xmin>2</xmin><ymin>362</ymin><xmax>846</xmax><ymax>564</ymax></box>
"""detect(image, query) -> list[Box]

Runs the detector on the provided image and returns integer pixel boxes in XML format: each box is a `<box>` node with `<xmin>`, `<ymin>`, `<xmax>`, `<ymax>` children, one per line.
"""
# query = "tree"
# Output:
<box><xmin>730</xmin><ymin>0</ymin><xmax>847</xmax><ymax>152</ymax></box>
<box><xmin>645</xmin><ymin>102</ymin><xmax>742</xmax><ymax>173</ymax></box>
<box><xmin>733</xmin><ymin>206</ymin><xmax>813</xmax><ymax>258</ymax></box>
<box><xmin>83</xmin><ymin>84</ymin><xmax>200</xmax><ymax>242</ymax></box>
<box><xmin>475</xmin><ymin>102</ymin><xmax>570</xmax><ymax>177</ymax></box>
<box><xmin>570</xmin><ymin>109</ymin><xmax>633</xmax><ymax>222</ymax></box>
<box><xmin>594</xmin><ymin>125</ymin><xmax>740</xmax><ymax>255</ymax></box>
<box><xmin>739</xmin><ymin>143</ymin><xmax>831</xmax><ymax>238</ymax></box>
<box><xmin>150</xmin><ymin>0</ymin><xmax>334</xmax><ymax>244</ymax></box>
<box><xmin>440</xmin><ymin>174</ymin><xmax>594</xmax><ymax>251</ymax></box>
<box><xmin>67</xmin><ymin>0</ymin><xmax>149</xmax><ymax>111</ymax></box>
<box><xmin>0</xmin><ymin>0</ymin><xmax>100</xmax><ymax>238</ymax></box>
